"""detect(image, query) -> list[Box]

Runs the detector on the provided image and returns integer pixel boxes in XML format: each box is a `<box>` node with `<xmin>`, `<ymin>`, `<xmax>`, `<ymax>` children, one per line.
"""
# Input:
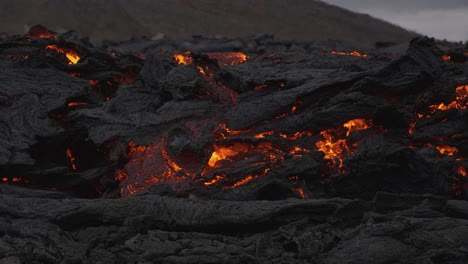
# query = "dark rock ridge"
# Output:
<box><xmin>0</xmin><ymin>28</ymin><xmax>468</xmax><ymax>263</ymax></box>
<box><xmin>0</xmin><ymin>0</ymin><xmax>418</xmax><ymax>46</ymax></box>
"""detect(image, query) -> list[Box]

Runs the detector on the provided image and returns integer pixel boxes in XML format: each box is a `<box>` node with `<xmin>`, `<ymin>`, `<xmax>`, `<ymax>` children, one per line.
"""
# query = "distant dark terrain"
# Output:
<box><xmin>0</xmin><ymin>0</ymin><xmax>418</xmax><ymax>46</ymax></box>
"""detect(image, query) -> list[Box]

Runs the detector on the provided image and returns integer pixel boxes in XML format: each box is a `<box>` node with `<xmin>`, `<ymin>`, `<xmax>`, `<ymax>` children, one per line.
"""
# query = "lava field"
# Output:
<box><xmin>1</xmin><ymin>25</ymin><xmax>468</xmax><ymax>263</ymax></box>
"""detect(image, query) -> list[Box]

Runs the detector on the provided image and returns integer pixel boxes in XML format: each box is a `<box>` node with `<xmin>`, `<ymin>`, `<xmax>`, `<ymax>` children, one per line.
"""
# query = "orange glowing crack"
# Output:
<box><xmin>173</xmin><ymin>52</ymin><xmax>192</xmax><ymax>65</ymax></box>
<box><xmin>442</xmin><ymin>55</ymin><xmax>451</xmax><ymax>61</ymax></box>
<box><xmin>330</xmin><ymin>50</ymin><xmax>369</xmax><ymax>58</ymax></box>
<box><xmin>223</xmin><ymin>168</ymin><xmax>270</xmax><ymax>189</ymax></box>
<box><xmin>206</xmin><ymin>52</ymin><xmax>248</xmax><ymax>66</ymax></box>
<box><xmin>316</xmin><ymin>118</ymin><xmax>372</xmax><ymax>171</ymax></box>
<box><xmin>203</xmin><ymin>174</ymin><xmax>226</xmax><ymax>186</ymax></box>
<box><xmin>458</xmin><ymin>166</ymin><xmax>467</xmax><ymax>177</ymax></box>
<box><xmin>436</xmin><ymin>145</ymin><xmax>458</xmax><ymax>156</ymax></box>
<box><xmin>254</xmin><ymin>84</ymin><xmax>268</xmax><ymax>91</ymax></box>
<box><xmin>67</xmin><ymin>102</ymin><xmax>89</xmax><ymax>107</ymax></box>
<box><xmin>409</xmin><ymin>122</ymin><xmax>416</xmax><ymax>135</ymax></box>
<box><xmin>343</xmin><ymin>118</ymin><xmax>372</xmax><ymax>136</ymax></box>
<box><xmin>66</xmin><ymin>148</ymin><xmax>78</xmax><ymax>171</ymax></box>
<box><xmin>253</xmin><ymin>131</ymin><xmax>274</xmax><ymax>139</ymax></box>
<box><xmin>296</xmin><ymin>187</ymin><xmax>306</xmax><ymax>199</ymax></box>
<box><xmin>46</xmin><ymin>45</ymin><xmax>80</xmax><ymax>64</ymax></box>
<box><xmin>428</xmin><ymin>85</ymin><xmax>468</xmax><ymax>113</ymax></box>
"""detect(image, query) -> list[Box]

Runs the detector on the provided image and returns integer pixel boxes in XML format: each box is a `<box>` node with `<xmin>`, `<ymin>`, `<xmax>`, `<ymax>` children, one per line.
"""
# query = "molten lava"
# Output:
<box><xmin>172</xmin><ymin>52</ymin><xmax>247</xmax><ymax>67</ymax></box>
<box><xmin>458</xmin><ymin>166</ymin><xmax>467</xmax><ymax>177</ymax></box>
<box><xmin>206</xmin><ymin>52</ymin><xmax>248</xmax><ymax>66</ymax></box>
<box><xmin>436</xmin><ymin>145</ymin><xmax>458</xmax><ymax>156</ymax></box>
<box><xmin>223</xmin><ymin>168</ymin><xmax>270</xmax><ymax>189</ymax></box>
<box><xmin>316</xmin><ymin>119</ymin><xmax>372</xmax><ymax>171</ymax></box>
<box><xmin>343</xmin><ymin>118</ymin><xmax>372</xmax><ymax>136</ymax></box>
<box><xmin>429</xmin><ymin>85</ymin><xmax>468</xmax><ymax>113</ymax></box>
<box><xmin>442</xmin><ymin>55</ymin><xmax>451</xmax><ymax>62</ymax></box>
<box><xmin>46</xmin><ymin>45</ymin><xmax>80</xmax><ymax>64</ymax></box>
<box><xmin>173</xmin><ymin>52</ymin><xmax>192</xmax><ymax>65</ymax></box>
<box><xmin>116</xmin><ymin>140</ymin><xmax>196</xmax><ymax>197</ymax></box>
<box><xmin>204</xmin><ymin>142</ymin><xmax>280</xmax><ymax>170</ymax></box>
<box><xmin>66</xmin><ymin>148</ymin><xmax>77</xmax><ymax>171</ymax></box>
<box><xmin>329</xmin><ymin>50</ymin><xmax>369</xmax><ymax>58</ymax></box>
<box><xmin>67</xmin><ymin>102</ymin><xmax>89</xmax><ymax>107</ymax></box>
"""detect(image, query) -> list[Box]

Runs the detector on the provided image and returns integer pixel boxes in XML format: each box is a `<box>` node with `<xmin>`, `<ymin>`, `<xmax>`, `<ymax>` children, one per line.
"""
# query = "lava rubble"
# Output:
<box><xmin>0</xmin><ymin>26</ymin><xmax>468</xmax><ymax>263</ymax></box>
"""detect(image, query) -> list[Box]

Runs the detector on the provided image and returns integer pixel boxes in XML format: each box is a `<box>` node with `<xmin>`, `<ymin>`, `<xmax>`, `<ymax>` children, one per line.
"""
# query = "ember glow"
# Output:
<box><xmin>45</xmin><ymin>45</ymin><xmax>80</xmax><ymax>64</ymax></box>
<box><xmin>172</xmin><ymin>52</ymin><xmax>247</xmax><ymax>67</ymax></box>
<box><xmin>117</xmin><ymin>119</ymin><xmax>316</xmax><ymax>196</ymax></box>
<box><xmin>116</xmin><ymin>140</ymin><xmax>195</xmax><ymax>197</ymax></box>
<box><xmin>316</xmin><ymin>119</ymin><xmax>372</xmax><ymax>171</ymax></box>
<box><xmin>458</xmin><ymin>166</ymin><xmax>467</xmax><ymax>177</ymax></box>
<box><xmin>442</xmin><ymin>55</ymin><xmax>451</xmax><ymax>62</ymax></box>
<box><xmin>173</xmin><ymin>52</ymin><xmax>192</xmax><ymax>65</ymax></box>
<box><xmin>27</xmin><ymin>25</ymin><xmax>57</xmax><ymax>39</ymax></box>
<box><xmin>428</xmin><ymin>85</ymin><xmax>468</xmax><ymax>113</ymax></box>
<box><xmin>206</xmin><ymin>52</ymin><xmax>248</xmax><ymax>66</ymax></box>
<box><xmin>223</xmin><ymin>168</ymin><xmax>270</xmax><ymax>189</ymax></box>
<box><xmin>329</xmin><ymin>50</ymin><xmax>369</xmax><ymax>58</ymax></box>
<box><xmin>66</xmin><ymin>148</ymin><xmax>78</xmax><ymax>171</ymax></box>
<box><xmin>1</xmin><ymin>177</ymin><xmax>25</xmax><ymax>183</ymax></box>
<box><xmin>436</xmin><ymin>145</ymin><xmax>458</xmax><ymax>156</ymax></box>
<box><xmin>343</xmin><ymin>118</ymin><xmax>372</xmax><ymax>136</ymax></box>
<box><xmin>67</xmin><ymin>102</ymin><xmax>89</xmax><ymax>107</ymax></box>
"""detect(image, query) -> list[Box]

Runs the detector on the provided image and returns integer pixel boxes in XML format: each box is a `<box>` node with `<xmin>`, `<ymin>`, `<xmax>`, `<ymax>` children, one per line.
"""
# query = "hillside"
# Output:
<box><xmin>0</xmin><ymin>0</ymin><xmax>418</xmax><ymax>46</ymax></box>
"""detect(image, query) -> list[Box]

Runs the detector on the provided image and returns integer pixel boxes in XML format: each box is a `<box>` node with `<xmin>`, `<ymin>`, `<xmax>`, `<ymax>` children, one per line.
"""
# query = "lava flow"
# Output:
<box><xmin>315</xmin><ymin>118</ymin><xmax>372</xmax><ymax>172</ymax></box>
<box><xmin>115</xmin><ymin>139</ymin><xmax>196</xmax><ymax>197</ymax></box>
<box><xmin>428</xmin><ymin>85</ymin><xmax>468</xmax><ymax>113</ymax></box>
<box><xmin>329</xmin><ymin>50</ymin><xmax>369</xmax><ymax>58</ymax></box>
<box><xmin>172</xmin><ymin>51</ymin><xmax>247</xmax><ymax>67</ymax></box>
<box><xmin>46</xmin><ymin>45</ymin><xmax>81</xmax><ymax>64</ymax></box>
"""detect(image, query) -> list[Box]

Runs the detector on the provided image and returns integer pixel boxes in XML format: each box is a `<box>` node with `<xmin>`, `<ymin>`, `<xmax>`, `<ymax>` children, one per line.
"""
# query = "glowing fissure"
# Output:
<box><xmin>45</xmin><ymin>45</ymin><xmax>80</xmax><ymax>64</ymax></box>
<box><xmin>315</xmin><ymin>119</ymin><xmax>372</xmax><ymax>172</ymax></box>
<box><xmin>329</xmin><ymin>50</ymin><xmax>369</xmax><ymax>58</ymax></box>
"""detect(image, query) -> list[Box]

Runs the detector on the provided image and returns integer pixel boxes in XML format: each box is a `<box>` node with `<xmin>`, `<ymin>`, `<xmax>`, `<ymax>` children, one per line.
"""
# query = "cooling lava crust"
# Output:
<box><xmin>0</xmin><ymin>26</ymin><xmax>468</xmax><ymax>263</ymax></box>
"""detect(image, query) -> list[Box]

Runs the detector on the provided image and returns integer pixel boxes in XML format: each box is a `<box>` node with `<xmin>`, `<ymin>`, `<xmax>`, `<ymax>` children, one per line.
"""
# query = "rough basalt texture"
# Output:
<box><xmin>1</xmin><ymin>188</ymin><xmax>468</xmax><ymax>264</ymax></box>
<box><xmin>1</xmin><ymin>30</ymin><xmax>468</xmax><ymax>263</ymax></box>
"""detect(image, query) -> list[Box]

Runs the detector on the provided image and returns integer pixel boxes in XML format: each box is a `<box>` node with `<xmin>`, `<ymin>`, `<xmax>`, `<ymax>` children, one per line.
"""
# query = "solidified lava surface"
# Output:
<box><xmin>0</xmin><ymin>26</ymin><xmax>468</xmax><ymax>263</ymax></box>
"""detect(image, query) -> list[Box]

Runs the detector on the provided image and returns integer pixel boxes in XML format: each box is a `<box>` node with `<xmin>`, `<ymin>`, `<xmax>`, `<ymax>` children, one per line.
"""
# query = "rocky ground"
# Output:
<box><xmin>0</xmin><ymin>27</ymin><xmax>468</xmax><ymax>263</ymax></box>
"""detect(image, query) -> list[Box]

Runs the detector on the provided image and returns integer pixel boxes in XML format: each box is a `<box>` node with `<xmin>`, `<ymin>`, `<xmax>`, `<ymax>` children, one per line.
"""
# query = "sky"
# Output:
<box><xmin>323</xmin><ymin>0</ymin><xmax>468</xmax><ymax>41</ymax></box>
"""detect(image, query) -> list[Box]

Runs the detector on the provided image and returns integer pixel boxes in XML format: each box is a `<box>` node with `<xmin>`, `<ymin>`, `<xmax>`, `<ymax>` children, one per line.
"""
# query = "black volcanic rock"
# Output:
<box><xmin>0</xmin><ymin>29</ymin><xmax>468</xmax><ymax>263</ymax></box>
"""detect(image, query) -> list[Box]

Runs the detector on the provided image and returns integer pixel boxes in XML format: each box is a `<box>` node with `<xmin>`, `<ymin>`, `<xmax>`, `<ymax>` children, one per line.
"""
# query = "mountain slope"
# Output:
<box><xmin>0</xmin><ymin>0</ymin><xmax>418</xmax><ymax>45</ymax></box>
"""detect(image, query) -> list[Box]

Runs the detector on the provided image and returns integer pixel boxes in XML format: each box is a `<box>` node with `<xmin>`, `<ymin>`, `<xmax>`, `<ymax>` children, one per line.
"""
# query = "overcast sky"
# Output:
<box><xmin>323</xmin><ymin>0</ymin><xmax>468</xmax><ymax>41</ymax></box>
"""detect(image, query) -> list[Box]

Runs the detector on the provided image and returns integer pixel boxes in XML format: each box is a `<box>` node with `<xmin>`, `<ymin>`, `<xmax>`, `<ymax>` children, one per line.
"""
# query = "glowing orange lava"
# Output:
<box><xmin>343</xmin><ymin>118</ymin><xmax>372</xmax><ymax>136</ymax></box>
<box><xmin>66</xmin><ymin>148</ymin><xmax>77</xmax><ymax>171</ymax></box>
<box><xmin>316</xmin><ymin>119</ymin><xmax>372</xmax><ymax>171</ymax></box>
<box><xmin>173</xmin><ymin>52</ymin><xmax>192</xmax><ymax>65</ymax></box>
<box><xmin>223</xmin><ymin>168</ymin><xmax>270</xmax><ymax>189</ymax></box>
<box><xmin>442</xmin><ymin>55</ymin><xmax>451</xmax><ymax>61</ymax></box>
<box><xmin>409</xmin><ymin>122</ymin><xmax>416</xmax><ymax>135</ymax></box>
<box><xmin>206</xmin><ymin>52</ymin><xmax>248</xmax><ymax>66</ymax></box>
<box><xmin>203</xmin><ymin>174</ymin><xmax>226</xmax><ymax>186</ymax></box>
<box><xmin>116</xmin><ymin>140</ymin><xmax>195</xmax><ymax>197</ymax></box>
<box><xmin>436</xmin><ymin>145</ymin><xmax>458</xmax><ymax>156</ymax></box>
<box><xmin>457</xmin><ymin>166</ymin><xmax>467</xmax><ymax>177</ymax></box>
<box><xmin>254</xmin><ymin>84</ymin><xmax>268</xmax><ymax>91</ymax></box>
<box><xmin>205</xmin><ymin>142</ymin><xmax>278</xmax><ymax>169</ymax></box>
<box><xmin>429</xmin><ymin>85</ymin><xmax>468</xmax><ymax>113</ymax></box>
<box><xmin>67</xmin><ymin>102</ymin><xmax>89</xmax><ymax>107</ymax></box>
<box><xmin>330</xmin><ymin>50</ymin><xmax>369</xmax><ymax>58</ymax></box>
<box><xmin>46</xmin><ymin>45</ymin><xmax>80</xmax><ymax>64</ymax></box>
